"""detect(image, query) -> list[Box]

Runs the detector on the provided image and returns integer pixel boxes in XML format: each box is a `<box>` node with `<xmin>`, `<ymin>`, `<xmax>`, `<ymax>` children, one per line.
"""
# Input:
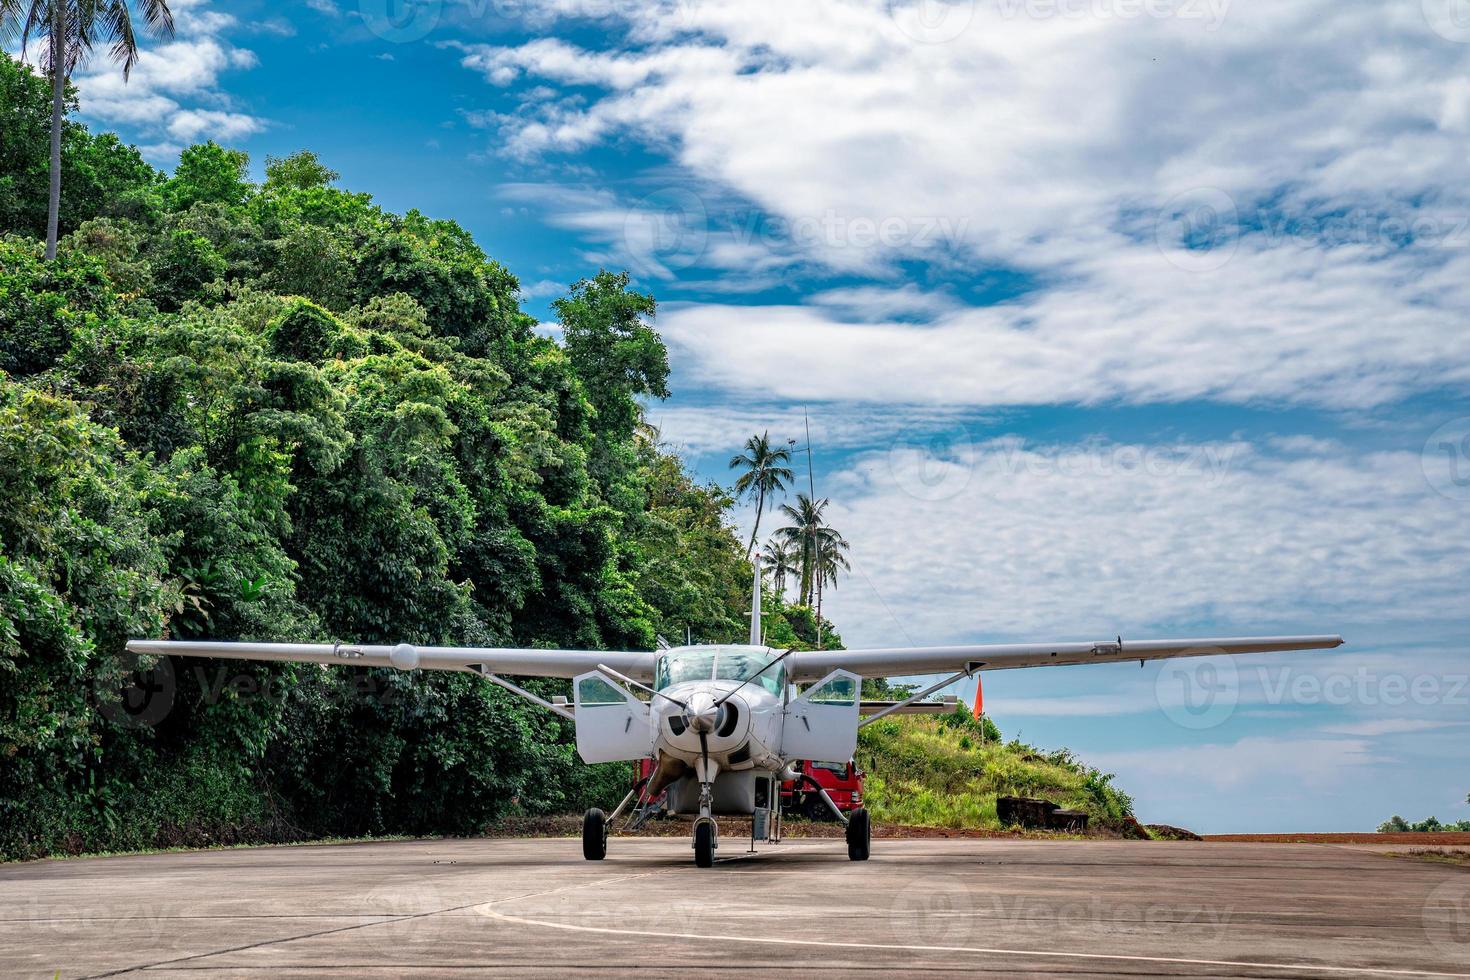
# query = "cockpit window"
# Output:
<box><xmin>654</xmin><ymin>647</ymin><xmax>785</xmax><ymax>695</ymax></box>
<box><xmin>655</xmin><ymin>651</ymin><xmax>716</xmax><ymax>689</ymax></box>
<box><xmin>715</xmin><ymin>651</ymin><xmax>785</xmax><ymax>696</ymax></box>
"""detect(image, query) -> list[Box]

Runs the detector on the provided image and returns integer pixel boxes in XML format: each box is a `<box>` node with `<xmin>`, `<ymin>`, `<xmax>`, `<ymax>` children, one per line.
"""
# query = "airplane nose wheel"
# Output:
<box><xmin>846</xmin><ymin>807</ymin><xmax>871</xmax><ymax>861</ymax></box>
<box><xmin>693</xmin><ymin>820</ymin><xmax>716</xmax><ymax>867</ymax></box>
<box><xmin>582</xmin><ymin>808</ymin><xmax>607</xmax><ymax>860</ymax></box>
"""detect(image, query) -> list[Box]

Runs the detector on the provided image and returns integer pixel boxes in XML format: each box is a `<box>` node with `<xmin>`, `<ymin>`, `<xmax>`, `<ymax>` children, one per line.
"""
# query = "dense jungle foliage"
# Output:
<box><xmin>0</xmin><ymin>52</ymin><xmax>835</xmax><ymax>860</ymax></box>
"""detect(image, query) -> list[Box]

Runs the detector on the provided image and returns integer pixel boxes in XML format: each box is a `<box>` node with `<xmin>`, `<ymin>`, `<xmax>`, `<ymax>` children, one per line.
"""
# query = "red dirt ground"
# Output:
<box><xmin>1205</xmin><ymin>832</ymin><xmax>1470</xmax><ymax>845</ymax></box>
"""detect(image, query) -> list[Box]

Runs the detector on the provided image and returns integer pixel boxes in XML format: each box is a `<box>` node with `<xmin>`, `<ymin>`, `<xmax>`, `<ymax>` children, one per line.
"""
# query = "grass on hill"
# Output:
<box><xmin>856</xmin><ymin>707</ymin><xmax>1136</xmax><ymax>832</ymax></box>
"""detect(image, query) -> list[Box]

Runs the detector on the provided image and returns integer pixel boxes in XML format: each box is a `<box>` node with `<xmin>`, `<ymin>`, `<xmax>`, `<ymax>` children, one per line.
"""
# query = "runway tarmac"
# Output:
<box><xmin>2</xmin><ymin>836</ymin><xmax>1468</xmax><ymax>978</ymax></box>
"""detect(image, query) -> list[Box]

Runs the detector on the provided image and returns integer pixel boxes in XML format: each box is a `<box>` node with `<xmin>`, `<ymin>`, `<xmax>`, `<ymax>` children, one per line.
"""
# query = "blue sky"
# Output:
<box><xmin>55</xmin><ymin>0</ymin><xmax>1470</xmax><ymax>833</ymax></box>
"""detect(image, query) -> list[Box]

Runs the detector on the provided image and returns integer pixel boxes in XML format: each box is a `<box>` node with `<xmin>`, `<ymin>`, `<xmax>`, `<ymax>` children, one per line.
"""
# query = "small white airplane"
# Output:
<box><xmin>127</xmin><ymin>557</ymin><xmax>1342</xmax><ymax>867</ymax></box>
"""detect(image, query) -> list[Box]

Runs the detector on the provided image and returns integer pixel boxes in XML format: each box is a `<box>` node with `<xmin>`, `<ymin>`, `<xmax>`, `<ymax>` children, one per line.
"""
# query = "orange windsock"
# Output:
<box><xmin>972</xmin><ymin>673</ymin><xmax>984</xmax><ymax>719</ymax></box>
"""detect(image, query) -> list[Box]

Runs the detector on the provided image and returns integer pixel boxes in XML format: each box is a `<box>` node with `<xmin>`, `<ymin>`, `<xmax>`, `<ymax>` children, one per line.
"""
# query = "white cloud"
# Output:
<box><xmin>168</xmin><ymin>109</ymin><xmax>265</xmax><ymax>141</ymax></box>
<box><xmin>463</xmin><ymin>0</ymin><xmax>1470</xmax><ymax>409</ymax></box>
<box><xmin>1089</xmin><ymin>735</ymin><xmax>1381</xmax><ymax>792</ymax></box>
<box><xmin>647</xmin><ymin>402</ymin><xmax>984</xmax><ymax>458</ymax></box>
<box><xmin>655</xmin><ymin>232</ymin><xmax>1470</xmax><ymax>407</ymax></box>
<box><xmin>70</xmin><ymin>4</ymin><xmax>264</xmax><ymax>149</ymax></box>
<box><xmin>811</xmin><ymin>436</ymin><xmax>1467</xmax><ymax>647</ymax></box>
<box><xmin>1318</xmin><ymin>719</ymin><xmax>1469</xmax><ymax>737</ymax></box>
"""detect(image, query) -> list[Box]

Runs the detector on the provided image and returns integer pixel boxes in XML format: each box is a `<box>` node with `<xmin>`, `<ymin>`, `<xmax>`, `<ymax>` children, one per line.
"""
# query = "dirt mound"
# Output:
<box><xmin>1146</xmin><ymin>824</ymin><xmax>1203</xmax><ymax>841</ymax></box>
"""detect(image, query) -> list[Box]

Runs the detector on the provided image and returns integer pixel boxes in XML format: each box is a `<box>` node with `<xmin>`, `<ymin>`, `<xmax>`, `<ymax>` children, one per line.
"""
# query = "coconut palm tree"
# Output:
<box><xmin>811</xmin><ymin>527</ymin><xmax>850</xmax><ymax>638</ymax></box>
<box><xmin>774</xmin><ymin>493</ymin><xmax>833</xmax><ymax>606</ymax></box>
<box><xmin>729</xmin><ymin>431</ymin><xmax>793</xmax><ymax>557</ymax></box>
<box><xmin>3</xmin><ymin>0</ymin><xmax>175</xmax><ymax>259</ymax></box>
<box><xmin>763</xmin><ymin>537</ymin><xmax>799</xmax><ymax>600</ymax></box>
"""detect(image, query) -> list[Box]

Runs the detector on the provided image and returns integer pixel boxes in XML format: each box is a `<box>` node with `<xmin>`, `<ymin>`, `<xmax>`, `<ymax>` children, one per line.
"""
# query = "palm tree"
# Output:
<box><xmin>3</xmin><ymin>0</ymin><xmax>175</xmax><ymax>259</ymax></box>
<box><xmin>811</xmin><ymin>526</ymin><xmax>850</xmax><ymax>639</ymax></box>
<box><xmin>774</xmin><ymin>493</ymin><xmax>832</xmax><ymax>606</ymax></box>
<box><xmin>729</xmin><ymin>431</ymin><xmax>793</xmax><ymax>557</ymax></box>
<box><xmin>763</xmin><ymin>537</ymin><xmax>799</xmax><ymax>599</ymax></box>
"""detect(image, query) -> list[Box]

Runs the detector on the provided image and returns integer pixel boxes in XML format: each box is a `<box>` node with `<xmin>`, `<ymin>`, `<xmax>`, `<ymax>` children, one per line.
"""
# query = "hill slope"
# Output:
<box><xmin>856</xmin><ymin>708</ymin><xmax>1136</xmax><ymax>833</ymax></box>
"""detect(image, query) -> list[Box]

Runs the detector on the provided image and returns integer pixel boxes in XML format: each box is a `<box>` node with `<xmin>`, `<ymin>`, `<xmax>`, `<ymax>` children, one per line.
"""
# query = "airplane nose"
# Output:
<box><xmin>684</xmin><ymin>691</ymin><xmax>719</xmax><ymax>734</ymax></box>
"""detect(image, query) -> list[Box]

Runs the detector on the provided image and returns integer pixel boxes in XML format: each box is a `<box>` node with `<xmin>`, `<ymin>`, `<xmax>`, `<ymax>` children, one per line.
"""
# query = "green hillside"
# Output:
<box><xmin>857</xmin><ymin>708</ymin><xmax>1136</xmax><ymax>833</ymax></box>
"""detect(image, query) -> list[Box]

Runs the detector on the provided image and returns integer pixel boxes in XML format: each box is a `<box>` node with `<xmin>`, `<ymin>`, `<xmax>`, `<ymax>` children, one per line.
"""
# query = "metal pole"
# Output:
<box><xmin>804</xmin><ymin>409</ymin><xmax>822</xmax><ymax>650</ymax></box>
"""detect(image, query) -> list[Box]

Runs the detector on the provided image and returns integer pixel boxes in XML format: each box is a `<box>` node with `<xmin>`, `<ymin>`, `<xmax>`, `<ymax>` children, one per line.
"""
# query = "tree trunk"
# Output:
<box><xmin>45</xmin><ymin>3</ymin><xmax>66</xmax><ymax>261</ymax></box>
<box><xmin>800</xmin><ymin>536</ymin><xmax>812</xmax><ymax>606</ymax></box>
<box><xmin>746</xmin><ymin>486</ymin><xmax>764</xmax><ymax>557</ymax></box>
<box><xmin>815</xmin><ymin>573</ymin><xmax>823</xmax><ymax>650</ymax></box>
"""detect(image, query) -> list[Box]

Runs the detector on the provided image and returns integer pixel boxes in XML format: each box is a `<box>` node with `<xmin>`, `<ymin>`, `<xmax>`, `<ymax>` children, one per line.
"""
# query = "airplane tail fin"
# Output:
<box><xmin>750</xmin><ymin>551</ymin><xmax>762</xmax><ymax>646</ymax></box>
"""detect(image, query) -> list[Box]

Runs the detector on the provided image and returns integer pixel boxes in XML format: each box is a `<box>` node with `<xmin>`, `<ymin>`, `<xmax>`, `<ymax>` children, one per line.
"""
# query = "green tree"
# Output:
<box><xmin>62</xmin><ymin>216</ymin><xmax>151</xmax><ymax>294</ymax></box>
<box><xmin>775</xmin><ymin>493</ymin><xmax>838</xmax><ymax>606</ymax></box>
<box><xmin>149</xmin><ymin>227</ymin><xmax>225</xmax><ymax>312</ymax></box>
<box><xmin>167</xmin><ymin>140</ymin><xmax>250</xmax><ymax>211</ymax></box>
<box><xmin>0</xmin><ymin>233</ymin><xmax>114</xmax><ymax>376</ymax></box>
<box><xmin>811</xmin><ymin>525</ymin><xmax>850</xmax><ymax>629</ymax></box>
<box><xmin>1</xmin><ymin>0</ymin><xmax>174</xmax><ymax>258</ymax></box>
<box><xmin>0</xmin><ymin>54</ymin><xmax>160</xmax><ymax>240</ymax></box>
<box><xmin>552</xmin><ymin>270</ymin><xmax>669</xmax><ymax>445</ymax></box>
<box><xmin>264</xmin><ymin>150</ymin><xmax>338</xmax><ymax>191</ymax></box>
<box><xmin>728</xmin><ymin>431</ymin><xmax>793</xmax><ymax>557</ymax></box>
<box><xmin>764</xmin><ymin>536</ymin><xmax>799</xmax><ymax>598</ymax></box>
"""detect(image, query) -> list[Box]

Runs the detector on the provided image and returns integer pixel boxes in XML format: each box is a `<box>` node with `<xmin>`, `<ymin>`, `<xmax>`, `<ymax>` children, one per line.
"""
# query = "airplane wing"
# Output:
<box><xmin>124</xmin><ymin>640</ymin><xmax>659</xmax><ymax>682</ymax></box>
<box><xmin>786</xmin><ymin>635</ymin><xmax>1344</xmax><ymax>682</ymax></box>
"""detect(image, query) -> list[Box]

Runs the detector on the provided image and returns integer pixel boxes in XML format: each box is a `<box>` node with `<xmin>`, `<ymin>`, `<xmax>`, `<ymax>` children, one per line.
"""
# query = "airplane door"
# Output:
<box><xmin>572</xmin><ymin>671</ymin><xmax>654</xmax><ymax>764</ymax></box>
<box><xmin>781</xmin><ymin>669</ymin><xmax>861</xmax><ymax>763</ymax></box>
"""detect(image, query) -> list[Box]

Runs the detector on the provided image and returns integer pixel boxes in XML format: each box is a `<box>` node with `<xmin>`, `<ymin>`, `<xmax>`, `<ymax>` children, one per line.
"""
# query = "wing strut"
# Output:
<box><xmin>858</xmin><ymin>666</ymin><xmax>975</xmax><ymax>728</ymax></box>
<box><xmin>468</xmin><ymin>666</ymin><xmax>575</xmax><ymax>720</ymax></box>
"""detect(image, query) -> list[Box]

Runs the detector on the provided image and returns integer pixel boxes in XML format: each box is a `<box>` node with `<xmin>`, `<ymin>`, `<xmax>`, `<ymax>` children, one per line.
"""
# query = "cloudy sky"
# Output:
<box><xmin>57</xmin><ymin>0</ymin><xmax>1470</xmax><ymax>833</ymax></box>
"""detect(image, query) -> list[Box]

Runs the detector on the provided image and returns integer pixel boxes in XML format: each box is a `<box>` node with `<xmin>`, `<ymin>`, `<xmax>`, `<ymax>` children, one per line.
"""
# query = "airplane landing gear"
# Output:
<box><xmin>694</xmin><ymin>819</ymin><xmax>716</xmax><ymax>867</ymax></box>
<box><xmin>582</xmin><ymin>808</ymin><xmax>607</xmax><ymax>861</ymax></box>
<box><xmin>846</xmin><ymin>807</ymin><xmax>871</xmax><ymax>861</ymax></box>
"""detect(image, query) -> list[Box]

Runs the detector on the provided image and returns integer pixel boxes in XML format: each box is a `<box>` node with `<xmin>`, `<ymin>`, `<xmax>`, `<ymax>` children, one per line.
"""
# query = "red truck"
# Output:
<box><xmin>633</xmin><ymin>757</ymin><xmax>865</xmax><ymax>821</ymax></box>
<box><xmin>781</xmin><ymin>759</ymin><xmax>864</xmax><ymax>819</ymax></box>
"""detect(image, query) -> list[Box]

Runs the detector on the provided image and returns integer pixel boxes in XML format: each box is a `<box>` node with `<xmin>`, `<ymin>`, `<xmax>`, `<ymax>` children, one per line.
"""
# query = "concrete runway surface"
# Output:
<box><xmin>2</xmin><ymin>837</ymin><xmax>1468</xmax><ymax>978</ymax></box>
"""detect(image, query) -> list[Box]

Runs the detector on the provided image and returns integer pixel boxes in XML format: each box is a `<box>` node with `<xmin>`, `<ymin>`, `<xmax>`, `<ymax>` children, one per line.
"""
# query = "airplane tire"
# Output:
<box><xmin>846</xmin><ymin>808</ymin><xmax>871</xmax><ymax>861</ymax></box>
<box><xmin>582</xmin><ymin>808</ymin><xmax>607</xmax><ymax>861</ymax></box>
<box><xmin>694</xmin><ymin>821</ymin><xmax>715</xmax><ymax>868</ymax></box>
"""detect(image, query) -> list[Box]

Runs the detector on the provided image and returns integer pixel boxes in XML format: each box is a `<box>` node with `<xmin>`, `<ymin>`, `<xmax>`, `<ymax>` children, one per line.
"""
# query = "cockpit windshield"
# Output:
<box><xmin>656</xmin><ymin>650</ymin><xmax>716</xmax><ymax>689</ymax></box>
<box><xmin>714</xmin><ymin>651</ymin><xmax>784</xmax><ymax>696</ymax></box>
<box><xmin>655</xmin><ymin>646</ymin><xmax>786</xmax><ymax>696</ymax></box>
